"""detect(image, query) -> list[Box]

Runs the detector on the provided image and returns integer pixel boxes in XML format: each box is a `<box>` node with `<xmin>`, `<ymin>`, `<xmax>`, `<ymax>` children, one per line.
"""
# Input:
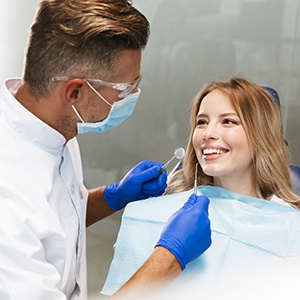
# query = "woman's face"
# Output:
<box><xmin>193</xmin><ymin>90</ymin><xmax>253</xmax><ymax>184</ymax></box>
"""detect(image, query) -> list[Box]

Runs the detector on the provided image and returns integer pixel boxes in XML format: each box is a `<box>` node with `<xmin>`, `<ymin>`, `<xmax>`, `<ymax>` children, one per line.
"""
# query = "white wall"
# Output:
<box><xmin>1</xmin><ymin>0</ymin><xmax>300</xmax><ymax>298</ymax></box>
<box><xmin>0</xmin><ymin>0</ymin><xmax>38</xmax><ymax>82</ymax></box>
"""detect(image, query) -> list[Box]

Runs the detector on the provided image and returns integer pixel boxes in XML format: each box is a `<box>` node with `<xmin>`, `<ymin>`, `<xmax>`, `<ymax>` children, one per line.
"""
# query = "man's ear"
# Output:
<box><xmin>63</xmin><ymin>79</ymin><xmax>86</xmax><ymax>105</ymax></box>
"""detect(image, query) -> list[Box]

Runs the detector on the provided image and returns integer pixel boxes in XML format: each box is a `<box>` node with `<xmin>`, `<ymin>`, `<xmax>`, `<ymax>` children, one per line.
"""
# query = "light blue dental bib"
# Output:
<box><xmin>102</xmin><ymin>186</ymin><xmax>300</xmax><ymax>298</ymax></box>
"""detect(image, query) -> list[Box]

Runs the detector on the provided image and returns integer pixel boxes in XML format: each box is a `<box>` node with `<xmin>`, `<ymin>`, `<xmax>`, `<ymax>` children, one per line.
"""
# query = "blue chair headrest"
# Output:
<box><xmin>289</xmin><ymin>164</ymin><xmax>300</xmax><ymax>196</ymax></box>
<box><xmin>261</xmin><ymin>86</ymin><xmax>280</xmax><ymax>107</ymax></box>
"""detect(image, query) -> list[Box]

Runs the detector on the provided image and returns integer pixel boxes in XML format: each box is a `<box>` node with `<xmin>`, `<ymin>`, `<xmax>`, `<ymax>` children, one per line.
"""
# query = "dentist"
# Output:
<box><xmin>0</xmin><ymin>1</ymin><xmax>211</xmax><ymax>299</ymax></box>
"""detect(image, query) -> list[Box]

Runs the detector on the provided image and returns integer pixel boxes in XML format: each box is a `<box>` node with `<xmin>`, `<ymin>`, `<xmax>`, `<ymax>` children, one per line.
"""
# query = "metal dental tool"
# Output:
<box><xmin>167</xmin><ymin>160</ymin><xmax>182</xmax><ymax>182</ymax></box>
<box><xmin>162</xmin><ymin>147</ymin><xmax>185</xmax><ymax>171</ymax></box>
<box><xmin>194</xmin><ymin>162</ymin><xmax>199</xmax><ymax>194</ymax></box>
<box><xmin>155</xmin><ymin>147</ymin><xmax>185</xmax><ymax>179</ymax></box>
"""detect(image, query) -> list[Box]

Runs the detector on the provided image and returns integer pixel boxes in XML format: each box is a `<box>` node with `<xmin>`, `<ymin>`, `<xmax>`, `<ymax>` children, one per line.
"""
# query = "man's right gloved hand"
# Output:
<box><xmin>155</xmin><ymin>194</ymin><xmax>211</xmax><ymax>270</ymax></box>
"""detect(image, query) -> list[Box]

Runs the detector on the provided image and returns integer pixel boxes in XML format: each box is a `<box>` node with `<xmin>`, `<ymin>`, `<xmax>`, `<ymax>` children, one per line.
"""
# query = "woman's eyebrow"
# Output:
<box><xmin>219</xmin><ymin>112</ymin><xmax>239</xmax><ymax>117</ymax></box>
<box><xmin>196</xmin><ymin>112</ymin><xmax>238</xmax><ymax>118</ymax></box>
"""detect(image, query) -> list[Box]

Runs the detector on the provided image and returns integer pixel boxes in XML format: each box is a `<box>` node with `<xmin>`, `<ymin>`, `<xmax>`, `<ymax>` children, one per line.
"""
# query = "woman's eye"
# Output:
<box><xmin>223</xmin><ymin>119</ymin><xmax>237</xmax><ymax>125</ymax></box>
<box><xmin>196</xmin><ymin>119</ymin><xmax>207</xmax><ymax>126</ymax></box>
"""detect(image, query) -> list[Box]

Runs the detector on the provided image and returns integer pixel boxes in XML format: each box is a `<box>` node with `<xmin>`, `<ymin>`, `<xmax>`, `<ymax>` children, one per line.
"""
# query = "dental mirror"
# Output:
<box><xmin>155</xmin><ymin>147</ymin><xmax>185</xmax><ymax>179</ymax></box>
<box><xmin>161</xmin><ymin>147</ymin><xmax>185</xmax><ymax>172</ymax></box>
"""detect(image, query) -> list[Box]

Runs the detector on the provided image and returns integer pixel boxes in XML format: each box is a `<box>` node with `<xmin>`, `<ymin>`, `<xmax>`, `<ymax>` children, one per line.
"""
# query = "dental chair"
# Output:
<box><xmin>261</xmin><ymin>86</ymin><xmax>300</xmax><ymax>196</ymax></box>
<box><xmin>289</xmin><ymin>164</ymin><xmax>300</xmax><ymax>196</ymax></box>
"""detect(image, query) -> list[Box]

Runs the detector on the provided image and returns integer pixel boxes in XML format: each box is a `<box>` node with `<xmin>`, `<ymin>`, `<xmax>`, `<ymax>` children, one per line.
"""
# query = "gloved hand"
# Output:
<box><xmin>156</xmin><ymin>194</ymin><xmax>211</xmax><ymax>270</ymax></box>
<box><xmin>104</xmin><ymin>160</ymin><xmax>167</xmax><ymax>210</ymax></box>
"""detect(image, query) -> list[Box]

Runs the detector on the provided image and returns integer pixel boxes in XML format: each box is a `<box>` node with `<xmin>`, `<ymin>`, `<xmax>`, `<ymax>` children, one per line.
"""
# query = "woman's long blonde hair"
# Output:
<box><xmin>166</xmin><ymin>77</ymin><xmax>300</xmax><ymax>209</ymax></box>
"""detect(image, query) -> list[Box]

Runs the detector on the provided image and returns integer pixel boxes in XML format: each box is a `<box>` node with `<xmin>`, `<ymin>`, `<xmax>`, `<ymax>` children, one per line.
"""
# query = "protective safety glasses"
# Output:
<box><xmin>52</xmin><ymin>75</ymin><xmax>142</xmax><ymax>98</ymax></box>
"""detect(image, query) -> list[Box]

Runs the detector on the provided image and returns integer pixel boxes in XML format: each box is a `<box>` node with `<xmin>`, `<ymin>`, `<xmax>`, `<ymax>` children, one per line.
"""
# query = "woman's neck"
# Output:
<box><xmin>213</xmin><ymin>173</ymin><xmax>260</xmax><ymax>198</ymax></box>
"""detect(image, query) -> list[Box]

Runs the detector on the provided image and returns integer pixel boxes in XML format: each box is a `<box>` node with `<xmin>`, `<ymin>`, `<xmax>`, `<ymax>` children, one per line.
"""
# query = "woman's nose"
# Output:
<box><xmin>202</xmin><ymin>123</ymin><xmax>219</xmax><ymax>141</ymax></box>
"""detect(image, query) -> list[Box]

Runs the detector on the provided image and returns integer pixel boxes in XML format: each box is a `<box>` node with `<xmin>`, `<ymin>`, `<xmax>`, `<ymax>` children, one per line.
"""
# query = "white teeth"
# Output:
<box><xmin>203</xmin><ymin>148</ymin><xmax>226</xmax><ymax>155</ymax></box>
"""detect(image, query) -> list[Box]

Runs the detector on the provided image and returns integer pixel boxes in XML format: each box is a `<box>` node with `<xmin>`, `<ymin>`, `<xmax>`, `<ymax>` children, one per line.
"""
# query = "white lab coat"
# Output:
<box><xmin>0</xmin><ymin>79</ymin><xmax>88</xmax><ymax>299</ymax></box>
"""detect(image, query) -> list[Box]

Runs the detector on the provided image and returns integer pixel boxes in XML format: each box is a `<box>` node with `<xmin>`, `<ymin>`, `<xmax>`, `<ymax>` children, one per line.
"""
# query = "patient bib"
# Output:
<box><xmin>102</xmin><ymin>186</ymin><xmax>300</xmax><ymax>298</ymax></box>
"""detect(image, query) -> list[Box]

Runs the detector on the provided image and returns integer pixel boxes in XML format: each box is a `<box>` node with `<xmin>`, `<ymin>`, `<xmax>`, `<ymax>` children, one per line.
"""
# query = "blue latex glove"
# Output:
<box><xmin>104</xmin><ymin>160</ymin><xmax>167</xmax><ymax>210</ymax></box>
<box><xmin>156</xmin><ymin>194</ymin><xmax>211</xmax><ymax>270</ymax></box>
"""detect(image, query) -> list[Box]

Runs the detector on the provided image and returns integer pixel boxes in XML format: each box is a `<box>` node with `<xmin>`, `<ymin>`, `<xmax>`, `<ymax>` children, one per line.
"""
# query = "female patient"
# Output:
<box><xmin>166</xmin><ymin>77</ymin><xmax>300</xmax><ymax>209</ymax></box>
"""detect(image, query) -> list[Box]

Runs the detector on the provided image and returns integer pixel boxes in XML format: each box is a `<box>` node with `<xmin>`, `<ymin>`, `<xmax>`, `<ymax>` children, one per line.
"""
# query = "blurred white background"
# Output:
<box><xmin>1</xmin><ymin>0</ymin><xmax>300</xmax><ymax>298</ymax></box>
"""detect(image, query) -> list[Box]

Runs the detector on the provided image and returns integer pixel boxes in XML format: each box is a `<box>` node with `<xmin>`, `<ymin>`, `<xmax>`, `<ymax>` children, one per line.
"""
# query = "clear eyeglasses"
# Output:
<box><xmin>52</xmin><ymin>75</ymin><xmax>142</xmax><ymax>98</ymax></box>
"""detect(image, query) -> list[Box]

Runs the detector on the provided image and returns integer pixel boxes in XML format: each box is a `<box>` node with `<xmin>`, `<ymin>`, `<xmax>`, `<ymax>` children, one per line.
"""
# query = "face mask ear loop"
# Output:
<box><xmin>71</xmin><ymin>105</ymin><xmax>85</xmax><ymax>123</ymax></box>
<box><xmin>85</xmin><ymin>80</ymin><xmax>112</xmax><ymax>107</ymax></box>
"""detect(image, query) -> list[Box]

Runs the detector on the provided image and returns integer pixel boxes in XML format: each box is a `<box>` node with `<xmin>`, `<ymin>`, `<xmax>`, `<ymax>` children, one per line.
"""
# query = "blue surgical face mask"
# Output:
<box><xmin>72</xmin><ymin>82</ymin><xmax>141</xmax><ymax>134</ymax></box>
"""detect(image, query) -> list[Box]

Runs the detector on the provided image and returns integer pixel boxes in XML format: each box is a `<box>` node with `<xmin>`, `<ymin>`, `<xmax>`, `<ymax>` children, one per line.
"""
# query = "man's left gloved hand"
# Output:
<box><xmin>104</xmin><ymin>160</ymin><xmax>167</xmax><ymax>210</ymax></box>
<box><xmin>156</xmin><ymin>194</ymin><xmax>211</xmax><ymax>270</ymax></box>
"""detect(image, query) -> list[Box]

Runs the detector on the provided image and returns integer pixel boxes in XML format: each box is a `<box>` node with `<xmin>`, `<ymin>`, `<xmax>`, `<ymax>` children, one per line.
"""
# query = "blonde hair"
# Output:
<box><xmin>166</xmin><ymin>77</ymin><xmax>300</xmax><ymax>209</ymax></box>
<box><xmin>24</xmin><ymin>0</ymin><xmax>149</xmax><ymax>96</ymax></box>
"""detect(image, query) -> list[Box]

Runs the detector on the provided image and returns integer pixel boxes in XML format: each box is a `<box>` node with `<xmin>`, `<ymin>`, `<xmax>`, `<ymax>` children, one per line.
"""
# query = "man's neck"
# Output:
<box><xmin>14</xmin><ymin>81</ymin><xmax>75</xmax><ymax>141</ymax></box>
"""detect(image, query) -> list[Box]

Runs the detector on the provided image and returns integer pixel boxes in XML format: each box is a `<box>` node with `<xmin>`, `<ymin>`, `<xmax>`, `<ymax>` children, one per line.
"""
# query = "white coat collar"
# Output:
<box><xmin>0</xmin><ymin>79</ymin><xmax>66</xmax><ymax>155</ymax></box>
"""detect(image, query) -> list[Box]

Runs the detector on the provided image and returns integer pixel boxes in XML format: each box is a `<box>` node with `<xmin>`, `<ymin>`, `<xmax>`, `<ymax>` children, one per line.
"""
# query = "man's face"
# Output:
<box><xmin>83</xmin><ymin>49</ymin><xmax>142</xmax><ymax>123</ymax></box>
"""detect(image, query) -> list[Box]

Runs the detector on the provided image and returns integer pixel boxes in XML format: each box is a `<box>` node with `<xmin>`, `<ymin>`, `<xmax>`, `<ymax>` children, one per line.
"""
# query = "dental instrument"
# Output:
<box><xmin>155</xmin><ymin>147</ymin><xmax>185</xmax><ymax>179</ymax></box>
<box><xmin>194</xmin><ymin>162</ymin><xmax>199</xmax><ymax>194</ymax></box>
